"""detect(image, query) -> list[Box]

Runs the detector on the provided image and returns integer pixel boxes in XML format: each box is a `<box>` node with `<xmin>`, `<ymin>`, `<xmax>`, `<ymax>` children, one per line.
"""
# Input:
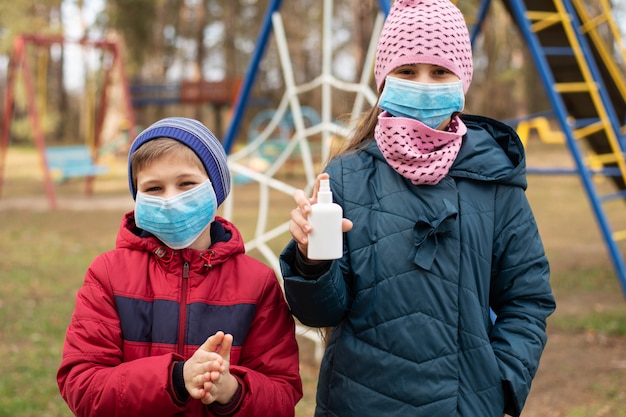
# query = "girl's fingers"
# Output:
<box><xmin>290</xmin><ymin>173</ymin><xmax>332</xmax><ymax>255</ymax></box>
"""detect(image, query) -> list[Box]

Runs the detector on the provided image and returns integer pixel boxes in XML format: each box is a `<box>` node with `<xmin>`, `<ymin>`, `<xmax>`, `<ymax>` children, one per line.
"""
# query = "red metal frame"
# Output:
<box><xmin>0</xmin><ymin>34</ymin><xmax>136</xmax><ymax>209</ymax></box>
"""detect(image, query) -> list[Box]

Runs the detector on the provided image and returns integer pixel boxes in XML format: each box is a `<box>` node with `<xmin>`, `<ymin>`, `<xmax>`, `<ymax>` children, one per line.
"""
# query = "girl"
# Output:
<box><xmin>280</xmin><ymin>1</ymin><xmax>555</xmax><ymax>416</ymax></box>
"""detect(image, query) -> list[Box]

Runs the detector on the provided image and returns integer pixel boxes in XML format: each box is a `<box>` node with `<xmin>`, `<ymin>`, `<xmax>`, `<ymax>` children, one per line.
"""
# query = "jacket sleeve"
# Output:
<box><xmin>280</xmin><ymin>162</ymin><xmax>354</xmax><ymax>328</ymax></box>
<box><xmin>489</xmin><ymin>185</ymin><xmax>556</xmax><ymax>417</ymax></box>
<box><xmin>228</xmin><ymin>267</ymin><xmax>303</xmax><ymax>417</ymax></box>
<box><xmin>56</xmin><ymin>255</ymin><xmax>190</xmax><ymax>417</ymax></box>
<box><xmin>280</xmin><ymin>240</ymin><xmax>352</xmax><ymax>327</ymax></box>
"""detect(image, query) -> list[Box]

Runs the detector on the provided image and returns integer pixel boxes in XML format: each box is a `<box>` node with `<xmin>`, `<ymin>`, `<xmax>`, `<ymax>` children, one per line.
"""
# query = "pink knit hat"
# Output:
<box><xmin>374</xmin><ymin>0</ymin><xmax>473</xmax><ymax>93</ymax></box>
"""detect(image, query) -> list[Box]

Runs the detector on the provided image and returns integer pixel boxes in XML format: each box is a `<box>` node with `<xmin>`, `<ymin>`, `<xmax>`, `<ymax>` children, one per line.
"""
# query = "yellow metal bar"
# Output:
<box><xmin>515</xmin><ymin>116</ymin><xmax>565</xmax><ymax>147</ymax></box>
<box><xmin>585</xmin><ymin>151</ymin><xmax>625</xmax><ymax>165</ymax></box>
<box><xmin>579</xmin><ymin>14</ymin><xmax>607</xmax><ymax>35</ymax></box>
<box><xmin>526</xmin><ymin>11</ymin><xmax>563</xmax><ymax>33</ymax></box>
<box><xmin>572</xmin><ymin>121</ymin><xmax>604</xmax><ymax>140</ymax></box>
<box><xmin>612</xmin><ymin>230</ymin><xmax>626</xmax><ymax>242</ymax></box>
<box><xmin>553</xmin><ymin>82</ymin><xmax>592</xmax><ymax>93</ymax></box>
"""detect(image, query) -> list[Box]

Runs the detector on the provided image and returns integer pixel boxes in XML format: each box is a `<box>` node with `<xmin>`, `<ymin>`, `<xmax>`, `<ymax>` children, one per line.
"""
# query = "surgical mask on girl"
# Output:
<box><xmin>134</xmin><ymin>179</ymin><xmax>217</xmax><ymax>250</ymax></box>
<box><xmin>378</xmin><ymin>76</ymin><xmax>465</xmax><ymax>129</ymax></box>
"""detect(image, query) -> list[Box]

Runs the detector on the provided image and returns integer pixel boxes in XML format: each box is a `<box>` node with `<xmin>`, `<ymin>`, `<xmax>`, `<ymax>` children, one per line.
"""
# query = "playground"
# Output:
<box><xmin>0</xmin><ymin>0</ymin><xmax>625</xmax><ymax>415</ymax></box>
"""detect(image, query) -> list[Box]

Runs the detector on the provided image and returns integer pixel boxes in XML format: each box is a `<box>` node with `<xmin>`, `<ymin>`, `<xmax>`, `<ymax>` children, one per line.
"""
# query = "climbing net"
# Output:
<box><xmin>224</xmin><ymin>1</ymin><xmax>382</xmax><ymax>274</ymax></box>
<box><xmin>222</xmin><ymin>0</ymin><xmax>384</xmax><ymax>357</ymax></box>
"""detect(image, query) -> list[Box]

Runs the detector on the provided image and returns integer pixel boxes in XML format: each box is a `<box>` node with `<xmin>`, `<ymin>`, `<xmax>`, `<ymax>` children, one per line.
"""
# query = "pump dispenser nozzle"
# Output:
<box><xmin>317</xmin><ymin>179</ymin><xmax>332</xmax><ymax>203</ymax></box>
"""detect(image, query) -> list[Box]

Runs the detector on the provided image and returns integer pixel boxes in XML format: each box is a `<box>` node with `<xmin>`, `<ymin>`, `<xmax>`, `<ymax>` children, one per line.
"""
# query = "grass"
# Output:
<box><xmin>568</xmin><ymin>404</ymin><xmax>626</xmax><ymax>417</ymax></box>
<box><xmin>1</xmin><ymin>143</ymin><xmax>625</xmax><ymax>416</ymax></box>
<box><xmin>551</xmin><ymin>309</ymin><xmax>626</xmax><ymax>336</ymax></box>
<box><xmin>0</xmin><ymin>210</ymin><xmax>120</xmax><ymax>417</ymax></box>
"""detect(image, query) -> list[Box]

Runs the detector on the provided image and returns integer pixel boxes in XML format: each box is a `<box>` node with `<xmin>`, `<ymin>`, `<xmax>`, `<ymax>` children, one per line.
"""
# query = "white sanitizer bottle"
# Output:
<box><xmin>307</xmin><ymin>179</ymin><xmax>343</xmax><ymax>260</ymax></box>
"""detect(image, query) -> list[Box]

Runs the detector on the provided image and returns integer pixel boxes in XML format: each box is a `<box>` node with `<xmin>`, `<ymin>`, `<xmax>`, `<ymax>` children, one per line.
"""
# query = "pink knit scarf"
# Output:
<box><xmin>374</xmin><ymin>111</ymin><xmax>466</xmax><ymax>185</ymax></box>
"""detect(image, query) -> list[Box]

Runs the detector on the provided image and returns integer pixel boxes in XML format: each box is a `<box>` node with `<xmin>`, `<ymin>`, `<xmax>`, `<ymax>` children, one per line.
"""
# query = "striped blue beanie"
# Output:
<box><xmin>128</xmin><ymin>117</ymin><xmax>231</xmax><ymax>206</ymax></box>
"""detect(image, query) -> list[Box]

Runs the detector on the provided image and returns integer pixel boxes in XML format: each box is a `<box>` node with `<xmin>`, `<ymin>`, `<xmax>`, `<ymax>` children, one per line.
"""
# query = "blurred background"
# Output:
<box><xmin>0</xmin><ymin>1</ymin><xmax>626</xmax><ymax>416</ymax></box>
<box><xmin>1</xmin><ymin>0</ymin><xmax>623</xmax><ymax>146</ymax></box>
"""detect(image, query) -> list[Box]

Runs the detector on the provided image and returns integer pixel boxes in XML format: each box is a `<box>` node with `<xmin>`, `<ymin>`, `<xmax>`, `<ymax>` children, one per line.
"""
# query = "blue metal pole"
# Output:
<box><xmin>222</xmin><ymin>0</ymin><xmax>283</xmax><ymax>153</ymax></box>
<box><xmin>469</xmin><ymin>0</ymin><xmax>493</xmax><ymax>46</ymax></box>
<box><xmin>377</xmin><ymin>0</ymin><xmax>391</xmax><ymax>16</ymax></box>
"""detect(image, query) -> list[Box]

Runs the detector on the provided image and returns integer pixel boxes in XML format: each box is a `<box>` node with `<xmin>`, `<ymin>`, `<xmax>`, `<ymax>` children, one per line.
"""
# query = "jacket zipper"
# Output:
<box><xmin>177</xmin><ymin>261</ymin><xmax>189</xmax><ymax>356</ymax></box>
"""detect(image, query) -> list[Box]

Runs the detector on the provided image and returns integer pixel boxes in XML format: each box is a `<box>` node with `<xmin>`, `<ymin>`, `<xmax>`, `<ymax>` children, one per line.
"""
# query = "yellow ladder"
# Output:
<box><xmin>504</xmin><ymin>0</ymin><xmax>626</xmax><ymax>296</ymax></box>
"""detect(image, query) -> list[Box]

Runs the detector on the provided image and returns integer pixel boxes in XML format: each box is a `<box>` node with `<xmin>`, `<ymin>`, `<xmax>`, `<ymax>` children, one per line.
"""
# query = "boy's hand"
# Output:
<box><xmin>184</xmin><ymin>331</ymin><xmax>238</xmax><ymax>404</ymax></box>
<box><xmin>199</xmin><ymin>331</ymin><xmax>238</xmax><ymax>405</ymax></box>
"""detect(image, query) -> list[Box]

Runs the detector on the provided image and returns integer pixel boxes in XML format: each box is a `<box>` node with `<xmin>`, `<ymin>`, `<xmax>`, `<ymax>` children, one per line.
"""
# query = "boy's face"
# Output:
<box><xmin>136</xmin><ymin>153</ymin><xmax>209</xmax><ymax>199</ymax></box>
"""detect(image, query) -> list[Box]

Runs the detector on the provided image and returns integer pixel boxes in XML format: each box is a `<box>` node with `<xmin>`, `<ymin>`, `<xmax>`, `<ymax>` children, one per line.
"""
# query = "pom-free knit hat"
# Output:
<box><xmin>374</xmin><ymin>0</ymin><xmax>474</xmax><ymax>93</ymax></box>
<box><xmin>128</xmin><ymin>117</ymin><xmax>231</xmax><ymax>206</ymax></box>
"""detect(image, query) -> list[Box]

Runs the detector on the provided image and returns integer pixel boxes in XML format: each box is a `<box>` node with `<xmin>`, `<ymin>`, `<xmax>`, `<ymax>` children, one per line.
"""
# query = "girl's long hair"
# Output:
<box><xmin>326</xmin><ymin>105</ymin><xmax>383</xmax><ymax>163</ymax></box>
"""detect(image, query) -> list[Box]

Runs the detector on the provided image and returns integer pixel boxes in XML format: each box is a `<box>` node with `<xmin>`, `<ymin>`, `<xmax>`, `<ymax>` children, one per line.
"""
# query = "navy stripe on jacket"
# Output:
<box><xmin>115</xmin><ymin>296</ymin><xmax>256</xmax><ymax>346</ymax></box>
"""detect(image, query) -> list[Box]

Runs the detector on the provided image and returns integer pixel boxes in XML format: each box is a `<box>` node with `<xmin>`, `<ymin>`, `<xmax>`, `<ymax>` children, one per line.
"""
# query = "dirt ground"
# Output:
<box><xmin>523</xmin><ymin>330</ymin><xmax>626</xmax><ymax>416</ymax></box>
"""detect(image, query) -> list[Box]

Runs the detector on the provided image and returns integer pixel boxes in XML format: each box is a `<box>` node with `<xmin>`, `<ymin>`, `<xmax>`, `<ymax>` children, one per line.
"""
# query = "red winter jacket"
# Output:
<box><xmin>57</xmin><ymin>212</ymin><xmax>302</xmax><ymax>417</ymax></box>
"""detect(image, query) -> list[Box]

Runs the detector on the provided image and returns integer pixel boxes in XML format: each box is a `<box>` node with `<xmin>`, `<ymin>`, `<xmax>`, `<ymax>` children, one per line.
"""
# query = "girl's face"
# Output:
<box><xmin>388</xmin><ymin>63</ymin><xmax>459</xmax><ymax>84</ymax></box>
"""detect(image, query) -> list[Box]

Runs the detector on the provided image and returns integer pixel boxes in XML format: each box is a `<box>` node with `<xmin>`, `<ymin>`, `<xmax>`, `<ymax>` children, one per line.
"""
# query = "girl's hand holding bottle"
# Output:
<box><xmin>289</xmin><ymin>173</ymin><xmax>353</xmax><ymax>260</ymax></box>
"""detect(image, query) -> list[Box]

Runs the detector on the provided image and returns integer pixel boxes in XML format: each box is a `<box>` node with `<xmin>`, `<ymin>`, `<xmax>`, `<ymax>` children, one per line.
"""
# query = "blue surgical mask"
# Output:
<box><xmin>134</xmin><ymin>179</ymin><xmax>217</xmax><ymax>249</ymax></box>
<box><xmin>378</xmin><ymin>77</ymin><xmax>465</xmax><ymax>129</ymax></box>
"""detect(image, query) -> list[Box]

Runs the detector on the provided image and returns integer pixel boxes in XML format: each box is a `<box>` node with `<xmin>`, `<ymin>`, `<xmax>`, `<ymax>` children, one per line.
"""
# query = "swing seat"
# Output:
<box><xmin>45</xmin><ymin>145</ymin><xmax>109</xmax><ymax>183</ymax></box>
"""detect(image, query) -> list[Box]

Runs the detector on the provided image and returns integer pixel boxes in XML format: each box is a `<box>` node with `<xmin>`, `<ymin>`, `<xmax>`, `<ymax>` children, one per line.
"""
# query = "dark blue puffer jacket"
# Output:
<box><xmin>280</xmin><ymin>114</ymin><xmax>555</xmax><ymax>417</ymax></box>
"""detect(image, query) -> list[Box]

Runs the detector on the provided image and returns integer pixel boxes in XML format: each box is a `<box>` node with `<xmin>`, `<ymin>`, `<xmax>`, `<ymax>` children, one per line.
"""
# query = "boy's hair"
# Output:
<box><xmin>130</xmin><ymin>138</ymin><xmax>206</xmax><ymax>191</ymax></box>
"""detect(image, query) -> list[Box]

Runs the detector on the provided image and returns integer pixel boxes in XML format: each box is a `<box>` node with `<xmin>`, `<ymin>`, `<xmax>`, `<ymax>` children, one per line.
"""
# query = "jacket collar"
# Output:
<box><xmin>116</xmin><ymin>212</ymin><xmax>245</xmax><ymax>270</ymax></box>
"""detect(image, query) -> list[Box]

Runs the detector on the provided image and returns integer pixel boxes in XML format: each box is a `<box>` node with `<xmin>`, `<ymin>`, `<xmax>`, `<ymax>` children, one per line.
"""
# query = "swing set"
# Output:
<box><xmin>0</xmin><ymin>34</ymin><xmax>136</xmax><ymax>209</ymax></box>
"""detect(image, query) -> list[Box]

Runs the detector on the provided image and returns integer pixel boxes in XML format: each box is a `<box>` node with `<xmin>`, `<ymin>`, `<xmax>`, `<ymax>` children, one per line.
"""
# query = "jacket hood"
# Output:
<box><xmin>366</xmin><ymin>113</ymin><xmax>527</xmax><ymax>189</ymax></box>
<box><xmin>115</xmin><ymin>212</ymin><xmax>245</xmax><ymax>267</ymax></box>
<box><xmin>450</xmin><ymin>114</ymin><xmax>527</xmax><ymax>189</ymax></box>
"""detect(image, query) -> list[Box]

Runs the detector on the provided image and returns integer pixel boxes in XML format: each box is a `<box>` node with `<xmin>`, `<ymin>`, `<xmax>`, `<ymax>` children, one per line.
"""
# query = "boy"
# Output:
<box><xmin>57</xmin><ymin>117</ymin><xmax>302</xmax><ymax>417</ymax></box>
